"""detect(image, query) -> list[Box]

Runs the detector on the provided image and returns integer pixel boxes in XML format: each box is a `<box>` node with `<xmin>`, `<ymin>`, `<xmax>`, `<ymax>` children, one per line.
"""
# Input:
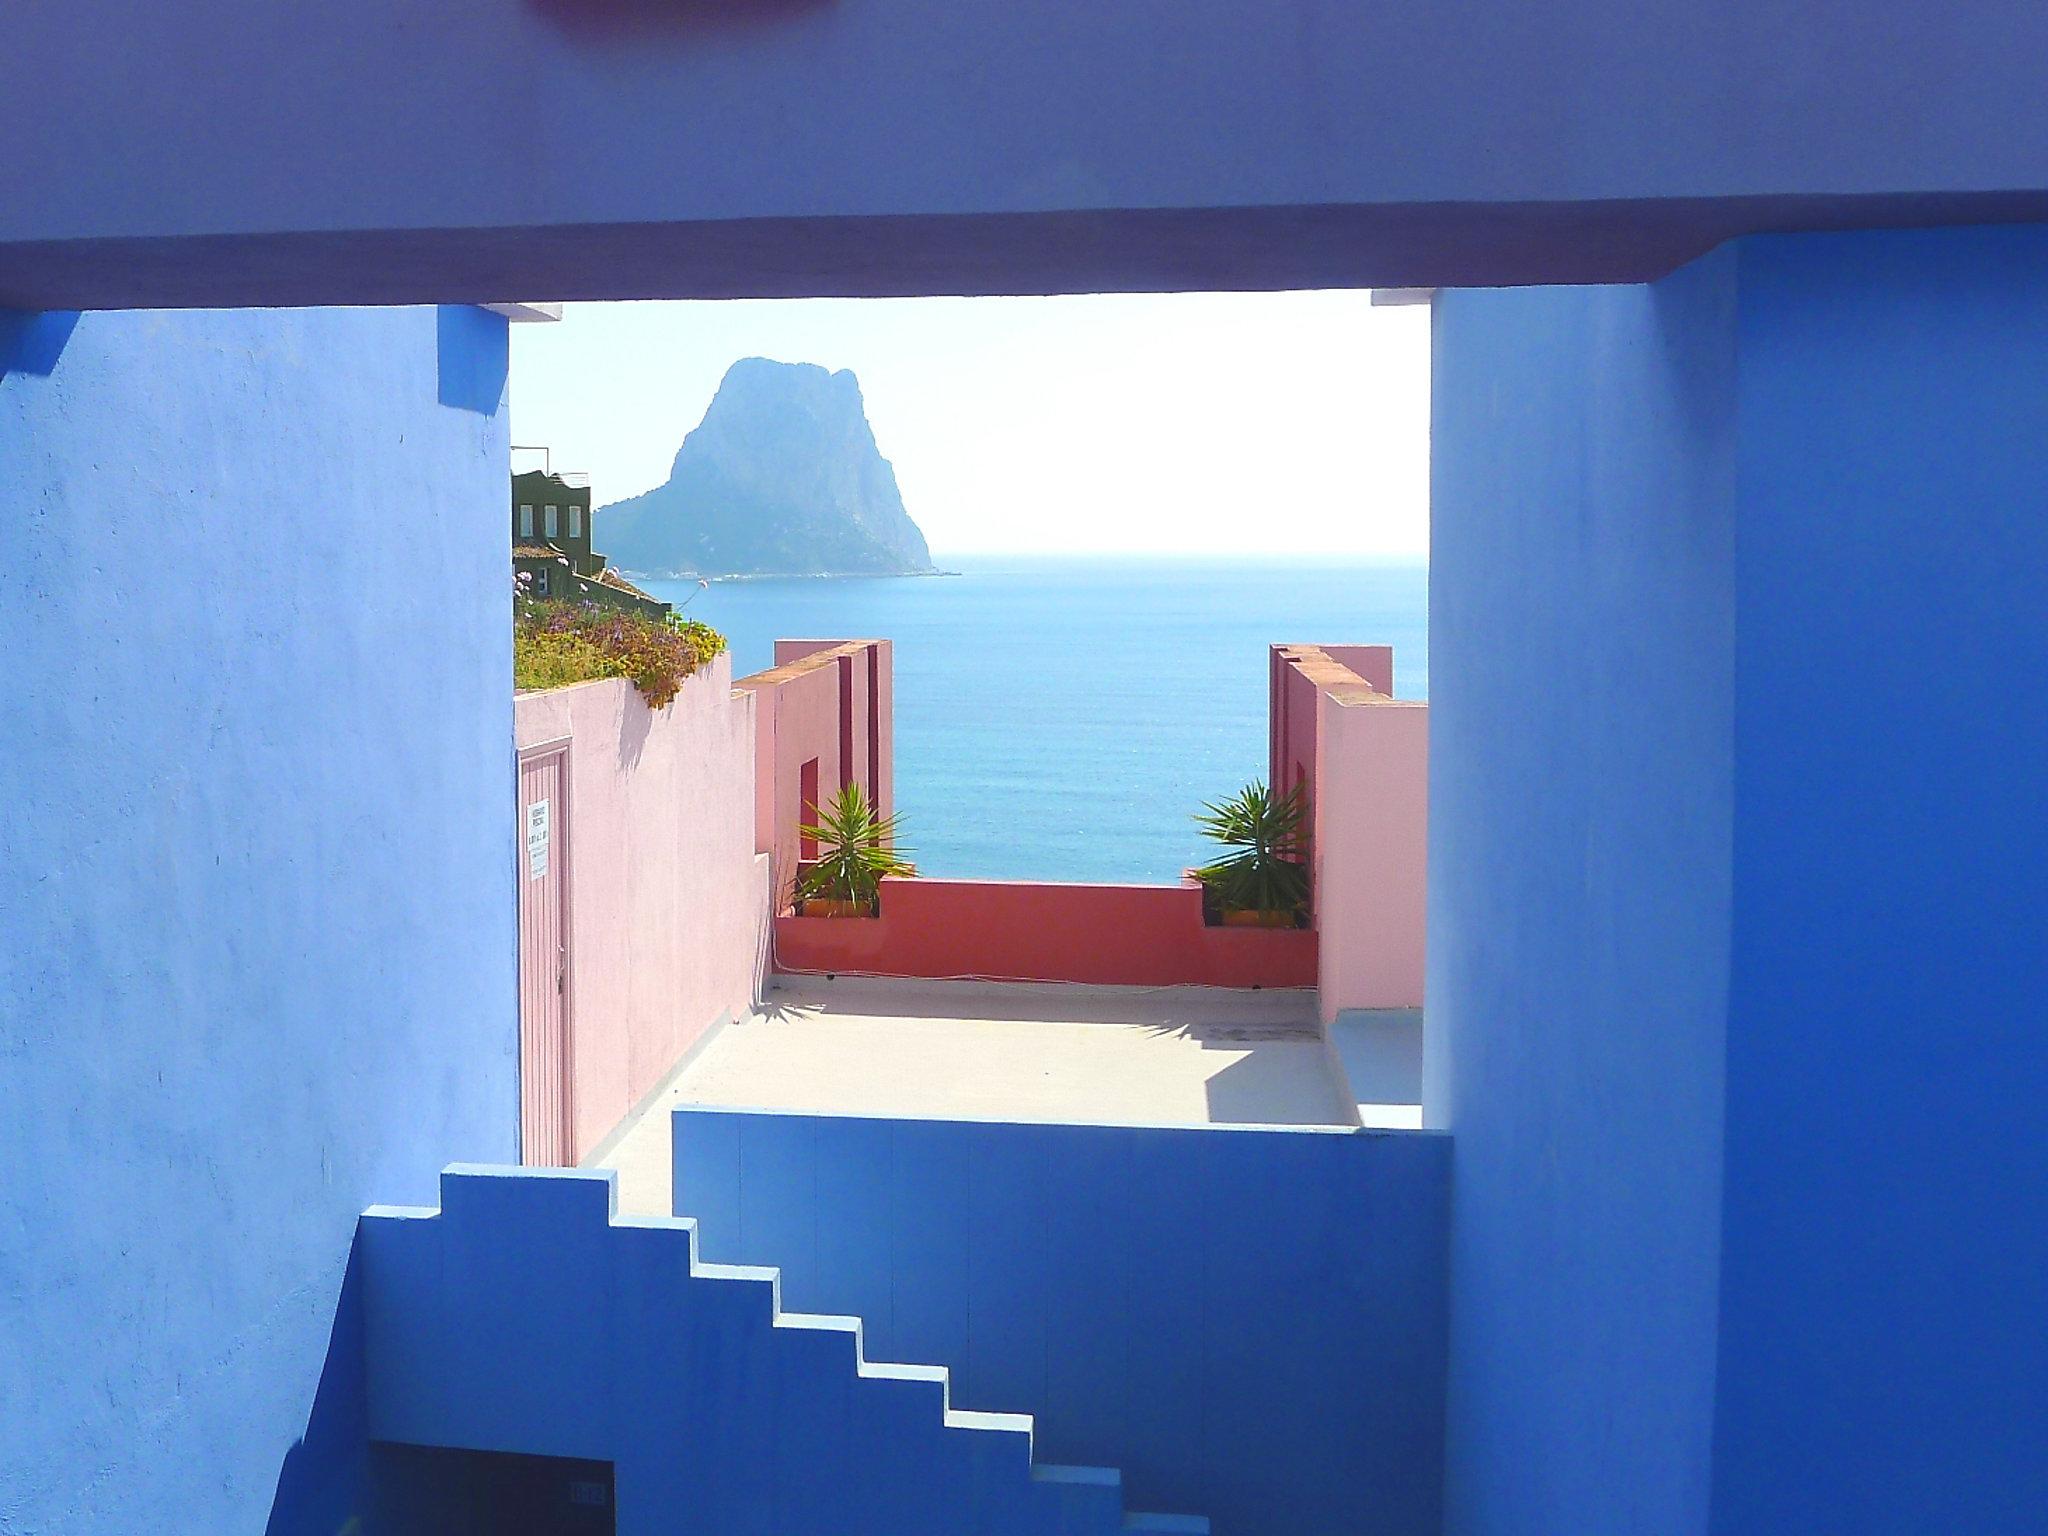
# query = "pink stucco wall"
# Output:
<box><xmin>774</xmin><ymin>877</ymin><xmax>1317</xmax><ymax>988</ymax></box>
<box><xmin>1270</xmin><ymin>642</ymin><xmax>1395</xmax><ymax>800</ymax></box>
<box><xmin>1271</xmin><ymin>645</ymin><xmax>1428</xmax><ymax>1021</ymax></box>
<box><xmin>736</xmin><ymin>640</ymin><xmax>893</xmax><ymax>911</ymax></box>
<box><xmin>514</xmin><ymin>654</ymin><xmax>771</xmax><ymax>1161</ymax></box>
<box><xmin>741</xmin><ymin>636</ymin><xmax>1414</xmax><ymax>1012</ymax></box>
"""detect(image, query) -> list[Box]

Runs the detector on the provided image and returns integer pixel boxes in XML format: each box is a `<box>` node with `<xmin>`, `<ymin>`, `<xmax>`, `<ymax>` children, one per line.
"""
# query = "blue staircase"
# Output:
<box><xmin>359</xmin><ymin>1165</ymin><xmax>1206</xmax><ymax>1535</ymax></box>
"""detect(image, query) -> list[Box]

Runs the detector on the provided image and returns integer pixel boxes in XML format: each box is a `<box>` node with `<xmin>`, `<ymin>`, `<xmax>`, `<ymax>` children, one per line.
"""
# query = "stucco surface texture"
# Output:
<box><xmin>1429</xmin><ymin>225</ymin><xmax>2048</xmax><ymax>1535</ymax></box>
<box><xmin>675</xmin><ymin>1107</ymin><xmax>1450</xmax><ymax>1536</ymax></box>
<box><xmin>9</xmin><ymin>2</ymin><xmax>2048</xmax><ymax>301</ymax></box>
<box><xmin>362</xmin><ymin>1167</ymin><xmax>1183</xmax><ymax>1536</ymax></box>
<box><xmin>736</xmin><ymin>638</ymin><xmax>891</xmax><ymax>915</ymax></box>
<box><xmin>601</xmin><ymin>977</ymin><xmax>1354</xmax><ymax>1216</ymax></box>
<box><xmin>1270</xmin><ymin>644</ymin><xmax>1427</xmax><ymax>1020</ymax></box>
<box><xmin>775</xmin><ymin>877</ymin><xmax>1317</xmax><ymax>990</ymax></box>
<box><xmin>515</xmin><ymin>660</ymin><xmax>771</xmax><ymax>1160</ymax></box>
<box><xmin>0</xmin><ymin>304</ymin><xmax>517</xmax><ymax>1533</ymax></box>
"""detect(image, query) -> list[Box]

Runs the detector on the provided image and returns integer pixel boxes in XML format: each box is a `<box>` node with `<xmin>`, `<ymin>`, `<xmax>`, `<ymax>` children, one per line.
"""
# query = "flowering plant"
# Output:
<box><xmin>513</xmin><ymin>598</ymin><xmax>724</xmax><ymax>708</ymax></box>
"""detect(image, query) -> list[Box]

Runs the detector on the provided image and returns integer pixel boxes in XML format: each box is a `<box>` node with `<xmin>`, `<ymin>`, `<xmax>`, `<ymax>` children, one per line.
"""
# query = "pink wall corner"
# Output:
<box><xmin>870</xmin><ymin>639</ymin><xmax>895</xmax><ymax>825</ymax></box>
<box><xmin>514</xmin><ymin>653</ymin><xmax>771</xmax><ymax>1161</ymax></box>
<box><xmin>736</xmin><ymin>640</ymin><xmax>893</xmax><ymax>913</ymax></box>
<box><xmin>1269</xmin><ymin>642</ymin><xmax>1393</xmax><ymax>803</ymax></box>
<box><xmin>1269</xmin><ymin>645</ymin><xmax>1323</xmax><ymax>802</ymax></box>
<box><xmin>772</xmin><ymin>638</ymin><xmax>845</xmax><ymax>667</ymax></box>
<box><xmin>1322</xmin><ymin>644</ymin><xmax>1396</xmax><ymax>697</ymax></box>
<box><xmin>1314</xmin><ymin>690</ymin><xmax>1428</xmax><ymax>1023</ymax></box>
<box><xmin>746</xmin><ymin>674</ymin><xmax>777</xmax><ymax>858</ymax></box>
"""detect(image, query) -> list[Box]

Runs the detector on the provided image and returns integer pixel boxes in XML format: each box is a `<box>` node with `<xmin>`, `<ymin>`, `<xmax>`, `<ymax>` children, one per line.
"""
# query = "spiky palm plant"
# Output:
<box><xmin>1193</xmin><ymin>779</ymin><xmax>1310</xmax><ymax>920</ymax></box>
<box><xmin>793</xmin><ymin>783</ymin><xmax>913</xmax><ymax>914</ymax></box>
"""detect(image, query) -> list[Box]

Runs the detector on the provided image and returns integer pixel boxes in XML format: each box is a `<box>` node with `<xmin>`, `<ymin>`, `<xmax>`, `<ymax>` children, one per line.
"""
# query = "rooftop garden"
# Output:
<box><xmin>513</xmin><ymin>594</ymin><xmax>725</xmax><ymax>708</ymax></box>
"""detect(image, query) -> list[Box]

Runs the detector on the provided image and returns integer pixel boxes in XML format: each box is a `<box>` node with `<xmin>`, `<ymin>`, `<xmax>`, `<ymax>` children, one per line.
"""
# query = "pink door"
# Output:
<box><xmin>517</xmin><ymin>745</ymin><xmax>573</xmax><ymax>1165</ymax></box>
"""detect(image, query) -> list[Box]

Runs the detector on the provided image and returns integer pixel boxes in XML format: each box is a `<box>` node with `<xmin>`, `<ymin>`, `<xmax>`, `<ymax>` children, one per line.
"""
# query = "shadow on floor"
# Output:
<box><xmin>1202</xmin><ymin>1044</ymin><xmax>1357</xmax><ymax>1126</ymax></box>
<box><xmin>1330</xmin><ymin>1009</ymin><xmax>1424</xmax><ymax>1107</ymax></box>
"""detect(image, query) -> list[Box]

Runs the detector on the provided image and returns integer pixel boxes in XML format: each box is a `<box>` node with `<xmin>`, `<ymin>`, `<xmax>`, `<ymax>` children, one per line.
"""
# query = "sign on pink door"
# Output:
<box><xmin>517</xmin><ymin>744</ymin><xmax>573</xmax><ymax>1165</ymax></box>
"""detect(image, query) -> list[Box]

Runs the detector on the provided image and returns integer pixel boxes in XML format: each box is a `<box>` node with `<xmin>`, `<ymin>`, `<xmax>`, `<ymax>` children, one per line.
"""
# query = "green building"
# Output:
<box><xmin>513</xmin><ymin>468</ymin><xmax>670</xmax><ymax>620</ymax></box>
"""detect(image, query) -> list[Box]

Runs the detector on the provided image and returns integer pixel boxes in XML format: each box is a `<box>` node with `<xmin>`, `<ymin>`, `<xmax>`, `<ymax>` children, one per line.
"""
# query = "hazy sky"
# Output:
<box><xmin>510</xmin><ymin>292</ymin><xmax>1429</xmax><ymax>558</ymax></box>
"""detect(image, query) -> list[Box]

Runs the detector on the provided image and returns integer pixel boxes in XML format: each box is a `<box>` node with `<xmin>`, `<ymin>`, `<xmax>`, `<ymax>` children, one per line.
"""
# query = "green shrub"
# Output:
<box><xmin>513</xmin><ymin>599</ymin><xmax>725</xmax><ymax>708</ymax></box>
<box><xmin>1193</xmin><ymin>779</ymin><xmax>1311</xmax><ymax>917</ymax></box>
<box><xmin>793</xmin><ymin>784</ymin><xmax>913</xmax><ymax>913</ymax></box>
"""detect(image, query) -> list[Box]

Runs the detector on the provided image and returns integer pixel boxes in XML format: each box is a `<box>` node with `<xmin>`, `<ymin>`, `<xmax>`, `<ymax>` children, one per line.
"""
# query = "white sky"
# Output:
<box><xmin>509</xmin><ymin>292</ymin><xmax>1429</xmax><ymax>558</ymax></box>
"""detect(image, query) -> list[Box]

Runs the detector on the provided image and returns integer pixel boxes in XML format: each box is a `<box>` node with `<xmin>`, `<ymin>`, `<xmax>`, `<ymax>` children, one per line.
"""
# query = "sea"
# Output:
<box><xmin>635</xmin><ymin>556</ymin><xmax>1428</xmax><ymax>884</ymax></box>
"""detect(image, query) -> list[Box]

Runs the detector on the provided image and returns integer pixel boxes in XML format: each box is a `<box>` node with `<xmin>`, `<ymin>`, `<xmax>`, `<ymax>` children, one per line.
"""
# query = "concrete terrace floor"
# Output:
<box><xmin>598</xmin><ymin>976</ymin><xmax>1363</xmax><ymax>1217</ymax></box>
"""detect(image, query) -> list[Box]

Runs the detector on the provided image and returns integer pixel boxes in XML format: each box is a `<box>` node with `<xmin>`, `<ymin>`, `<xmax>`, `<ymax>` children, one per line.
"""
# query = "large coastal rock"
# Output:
<box><xmin>598</xmin><ymin>358</ymin><xmax>935</xmax><ymax>577</ymax></box>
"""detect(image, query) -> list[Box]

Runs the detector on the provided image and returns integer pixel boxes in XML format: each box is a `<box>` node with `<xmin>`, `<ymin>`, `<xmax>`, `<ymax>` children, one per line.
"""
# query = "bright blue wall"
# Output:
<box><xmin>362</xmin><ymin>1165</ymin><xmax>1182</xmax><ymax>1536</ymax></box>
<box><xmin>6</xmin><ymin>2</ymin><xmax>2048</xmax><ymax>304</ymax></box>
<box><xmin>1428</xmin><ymin>255</ymin><xmax>1738</xmax><ymax>1536</ymax></box>
<box><xmin>673</xmin><ymin>1108</ymin><xmax>1451</xmax><ymax>1536</ymax></box>
<box><xmin>1428</xmin><ymin>224</ymin><xmax>2048</xmax><ymax>1534</ymax></box>
<box><xmin>0</xmin><ymin>306</ymin><xmax>519</xmax><ymax>1533</ymax></box>
<box><xmin>1711</xmin><ymin>226</ymin><xmax>2048</xmax><ymax>1533</ymax></box>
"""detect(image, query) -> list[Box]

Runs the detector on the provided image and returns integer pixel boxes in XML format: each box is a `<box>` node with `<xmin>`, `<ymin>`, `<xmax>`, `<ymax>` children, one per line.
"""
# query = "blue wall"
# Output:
<box><xmin>1712</xmin><ymin>226</ymin><xmax>2048</xmax><ymax>1533</ymax></box>
<box><xmin>674</xmin><ymin>1108</ymin><xmax>1450</xmax><ymax>1536</ymax></box>
<box><xmin>1428</xmin><ymin>254</ymin><xmax>1738</xmax><ymax>1536</ymax></box>
<box><xmin>1428</xmin><ymin>224</ymin><xmax>2048</xmax><ymax>1534</ymax></box>
<box><xmin>6</xmin><ymin>2</ymin><xmax>2048</xmax><ymax>304</ymax></box>
<box><xmin>0</xmin><ymin>306</ymin><xmax>519</xmax><ymax>1533</ymax></box>
<box><xmin>362</xmin><ymin>1165</ymin><xmax>1196</xmax><ymax>1536</ymax></box>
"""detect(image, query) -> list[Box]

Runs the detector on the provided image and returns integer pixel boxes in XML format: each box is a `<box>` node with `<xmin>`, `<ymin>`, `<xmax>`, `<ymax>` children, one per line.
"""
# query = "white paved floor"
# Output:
<box><xmin>598</xmin><ymin>976</ymin><xmax>1358</xmax><ymax>1216</ymax></box>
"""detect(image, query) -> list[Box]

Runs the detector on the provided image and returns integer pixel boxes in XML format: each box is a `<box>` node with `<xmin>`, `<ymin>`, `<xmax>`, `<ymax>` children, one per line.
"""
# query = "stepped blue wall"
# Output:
<box><xmin>673</xmin><ymin>1108</ymin><xmax>1451</xmax><ymax>1536</ymax></box>
<box><xmin>1428</xmin><ymin>224</ymin><xmax>2048</xmax><ymax>1535</ymax></box>
<box><xmin>0</xmin><ymin>305</ymin><xmax>518</xmax><ymax>1534</ymax></box>
<box><xmin>361</xmin><ymin>1165</ymin><xmax>1192</xmax><ymax>1536</ymax></box>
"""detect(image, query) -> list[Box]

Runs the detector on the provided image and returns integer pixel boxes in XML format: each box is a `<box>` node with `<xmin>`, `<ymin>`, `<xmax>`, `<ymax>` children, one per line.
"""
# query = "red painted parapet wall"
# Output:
<box><xmin>751</xmin><ymin>636</ymin><xmax>1418</xmax><ymax>1006</ymax></box>
<box><xmin>775</xmin><ymin>877</ymin><xmax>1317</xmax><ymax>989</ymax></box>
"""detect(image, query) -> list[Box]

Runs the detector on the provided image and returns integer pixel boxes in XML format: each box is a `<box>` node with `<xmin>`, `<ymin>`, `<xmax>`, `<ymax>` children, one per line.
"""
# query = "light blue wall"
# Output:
<box><xmin>1712</xmin><ymin>225</ymin><xmax>2048</xmax><ymax>1533</ymax></box>
<box><xmin>673</xmin><ymin>1108</ymin><xmax>1451</xmax><ymax>1536</ymax></box>
<box><xmin>0</xmin><ymin>306</ymin><xmax>519</xmax><ymax>1533</ymax></box>
<box><xmin>6</xmin><ymin>1</ymin><xmax>2048</xmax><ymax>304</ymax></box>
<box><xmin>1428</xmin><ymin>224</ymin><xmax>2048</xmax><ymax>1534</ymax></box>
<box><xmin>1428</xmin><ymin>254</ymin><xmax>1738</xmax><ymax>1536</ymax></box>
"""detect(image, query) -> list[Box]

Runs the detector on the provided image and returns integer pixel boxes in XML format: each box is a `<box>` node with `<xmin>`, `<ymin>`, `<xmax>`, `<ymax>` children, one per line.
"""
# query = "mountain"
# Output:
<box><xmin>597</xmin><ymin>358</ymin><xmax>936</xmax><ymax>578</ymax></box>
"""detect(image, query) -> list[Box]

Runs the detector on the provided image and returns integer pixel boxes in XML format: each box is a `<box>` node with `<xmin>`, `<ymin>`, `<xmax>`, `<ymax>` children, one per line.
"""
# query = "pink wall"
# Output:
<box><xmin>514</xmin><ymin>655</ymin><xmax>771</xmax><ymax>1161</ymax></box>
<box><xmin>1321</xmin><ymin>644</ymin><xmax>1395</xmax><ymax>696</ymax></box>
<box><xmin>745</xmin><ymin>636</ymin><xmax>1415</xmax><ymax>1013</ymax></box>
<box><xmin>1271</xmin><ymin>645</ymin><xmax>1428</xmax><ymax>1021</ymax></box>
<box><xmin>736</xmin><ymin>640</ymin><xmax>893</xmax><ymax>911</ymax></box>
<box><xmin>775</xmin><ymin>877</ymin><xmax>1317</xmax><ymax>989</ymax></box>
<box><xmin>1269</xmin><ymin>642</ymin><xmax>1395</xmax><ymax>800</ymax></box>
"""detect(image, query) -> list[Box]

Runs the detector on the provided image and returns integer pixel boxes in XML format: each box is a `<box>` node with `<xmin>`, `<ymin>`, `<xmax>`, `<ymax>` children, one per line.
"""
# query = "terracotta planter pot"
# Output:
<box><xmin>1221</xmin><ymin>908</ymin><xmax>1300</xmax><ymax>929</ymax></box>
<box><xmin>798</xmin><ymin>898</ymin><xmax>871</xmax><ymax>919</ymax></box>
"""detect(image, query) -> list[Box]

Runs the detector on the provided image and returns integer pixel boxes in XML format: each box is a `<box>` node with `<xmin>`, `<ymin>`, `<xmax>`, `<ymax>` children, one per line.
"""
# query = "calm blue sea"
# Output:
<box><xmin>636</xmin><ymin>557</ymin><xmax>1428</xmax><ymax>884</ymax></box>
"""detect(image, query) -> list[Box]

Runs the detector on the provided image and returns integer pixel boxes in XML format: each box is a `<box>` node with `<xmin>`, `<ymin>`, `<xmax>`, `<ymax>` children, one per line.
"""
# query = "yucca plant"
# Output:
<box><xmin>1193</xmin><ymin>779</ymin><xmax>1310</xmax><ymax>925</ymax></box>
<box><xmin>792</xmin><ymin>783</ymin><xmax>913</xmax><ymax>916</ymax></box>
